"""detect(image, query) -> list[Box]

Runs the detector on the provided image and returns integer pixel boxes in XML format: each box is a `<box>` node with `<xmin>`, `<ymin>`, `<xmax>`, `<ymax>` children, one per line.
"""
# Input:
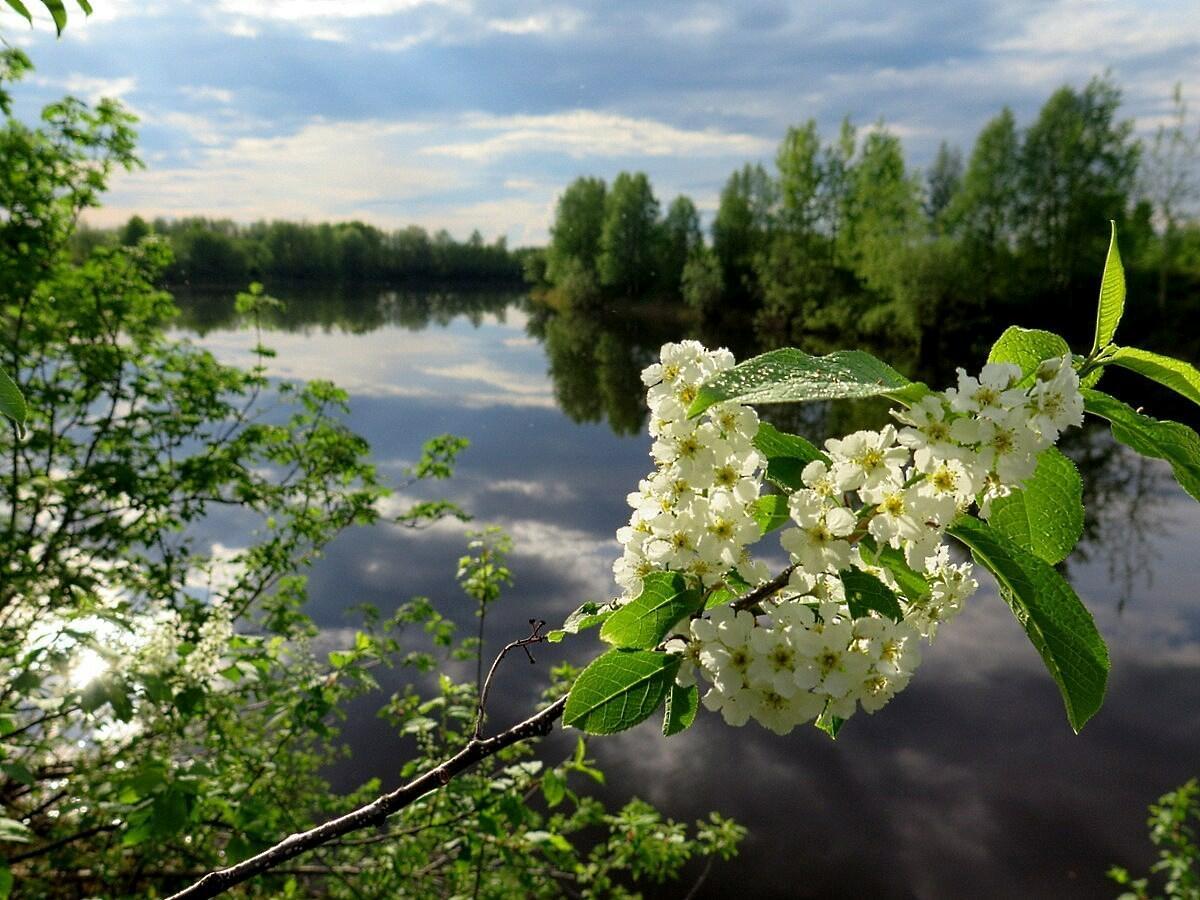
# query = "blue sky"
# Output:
<box><xmin>4</xmin><ymin>0</ymin><xmax>1198</xmax><ymax>245</ymax></box>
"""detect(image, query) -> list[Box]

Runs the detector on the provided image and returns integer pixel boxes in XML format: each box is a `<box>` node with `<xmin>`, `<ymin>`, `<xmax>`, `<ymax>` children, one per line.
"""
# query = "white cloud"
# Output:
<box><xmin>181</xmin><ymin>85</ymin><xmax>235</xmax><ymax>105</ymax></box>
<box><xmin>422</xmin><ymin>110</ymin><xmax>773</xmax><ymax>160</ymax></box>
<box><xmin>486</xmin><ymin>9</ymin><xmax>584</xmax><ymax>36</ymax></box>
<box><xmin>33</xmin><ymin>73</ymin><xmax>137</xmax><ymax>103</ymax></box>
<box><xmin>215</xmin><ymin>0</ymin><xmax>462</xmax><ymax>22</ymax></box>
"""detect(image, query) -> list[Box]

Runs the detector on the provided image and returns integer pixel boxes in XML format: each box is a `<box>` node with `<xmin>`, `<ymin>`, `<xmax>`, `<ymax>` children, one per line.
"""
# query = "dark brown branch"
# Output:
<box><xmin>730</xmin><ymin>563</ymin><xmax>797</xmax><ymax>612</ymax></box>
<box><xmin>166</xmin><ymin>695</ymin><xmax>568</xmax><ymax>900</ymax></box>
<box><xmin>473</xmin><ymin>619</ymin><xmax>546</xmax><ymax>740</ymax></box>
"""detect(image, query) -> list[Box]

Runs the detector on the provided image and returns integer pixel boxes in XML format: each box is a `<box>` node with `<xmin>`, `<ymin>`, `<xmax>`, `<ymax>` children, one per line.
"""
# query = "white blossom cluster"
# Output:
<box><xmin>613</xmin><ymin>341</ymin><xmax>770</xmax><ymax>597</ymax></box>
<box><xmin>625</xmin><ymin>345</ymin><xmax>1085</xmax><ymax>735</ymax></box>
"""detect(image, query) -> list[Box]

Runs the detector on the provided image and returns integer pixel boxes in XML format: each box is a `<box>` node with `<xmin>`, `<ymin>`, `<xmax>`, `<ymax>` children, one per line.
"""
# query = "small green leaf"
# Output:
<box><xmin>1083</xmin><ymin>389</ymin><xmax>1200</xmax><ymax>503</ymax></box>
<box><xmin>1106</xmin><ymin>346</ymin><xmax>1200</xmax><ymax>410</ymax></box>
<box><xmin>751</xmin><ymin>493</ymin><xmax>790</xmax><ymax>535</ymax></box>
<box><xmin>662</xmin><ymin>683</ymin><xmax>699</xmax><ymax>736</ymax></box>
<box><xmin>988</xmin><ymin>326</ymin><xmax>1071</xmax><ymax>382</ymax></box>
<box><xmin>541</xmin><ymin>769</ymin><xmax>566</xmax><ymax>808</ymax></box>
<box><xmin>563</xmin><ymin>649</ymin><xmax>681</xmax><ymax>735</ymax></box>
<box><xmin>863</xmin><ymin>541</ymin><xmax>931</xmax><ymax>603</ymax></box>
<box><xmin>840</xmin><ymin>569</ymin><xmax>903</xmax><ymax>622</ymax></box>
<box><xmin>814</xmin><ymin>708</ymin><xmax>845</xmax><ymax>740</ymax></box>
<box><xmin>753</xmin><ymin>421</ymin><xmax>825</xmax><ymax>490</ymax></box>
<box><xmin>689</xmin><ymin>348</ymin><xmax>920</xmax><ymax>417</ymax></box>
<box><xmin>1092</xmin><ymin>221</ymin><xmax>1125</xmax><ymax>353</ymax></box>
<box><xmin>600</xmin><ymin>572</ymin><xmax>702</xmax><ymax>649</ymax></box>
<box><xmin>988</xmin><ymin>448</ymin><xmax>1084</xmax><ymax>565</ymax></box>
<box><xmin>0</xmin><ymin>369</ymin><xmax>26</xmax><ymax>438</ymax></box>
<box><xmin>39</xmin><ymin>0</ymin><xmax>67</xmax><ymax>34</ymax></box>
<box><xmin>4</xmin><ymin>0</ymin><xmax>33</xmax><ymax>25</ymax></box>
<box><xmin>556</xmin><ymin>600</ymin><xmax>615</xmax><ymax>640</ymax></box>
<box><xmin>948</xmin><ymin>517</ymin><xmax>1109</xmax><ymax>733</ymax></box>
<box><xmin>0</xmin><ymin>863</ymin><xmax>11</xmax><ymax>899</ymax></box>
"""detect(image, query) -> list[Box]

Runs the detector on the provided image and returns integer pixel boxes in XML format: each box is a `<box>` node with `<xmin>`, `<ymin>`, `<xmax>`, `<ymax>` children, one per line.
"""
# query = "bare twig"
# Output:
<box><xmin>473</xmin><ymin>619</ymin><xmax>546</xmax><ymax>740</ymax></box>
<box><xmin>730</xmin><ymin>564</ymin><xmax>797</xmax><ymax>612</ymax></box>
<box><xmin>166</xmin><ymin>695</ymin><xmax>568</xmax><ymax>900</ymax></box>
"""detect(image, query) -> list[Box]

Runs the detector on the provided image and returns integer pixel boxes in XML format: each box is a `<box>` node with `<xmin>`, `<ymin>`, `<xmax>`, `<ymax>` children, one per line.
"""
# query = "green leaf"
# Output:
<box><xmin>689</xmin><ymin>348</ymin><xmax>921</xmax><ymax>417</ymax></box>
<box><xmin>39</xmin><ymin>0</ymin><xmax>67</xmax><ymax>34</ymax></box>
<box><xmin>988</xmin><ymin>326</ymin><xmax>1071</xmax><ymax>381</ymax></box>
<box><xmin>563</xmin><ymin>649</ymin><xmax>681</xmax><ymax>735</ymax></box>
<box><xmin>75</xmin><ymin>0</ymin><xmax>92</xmax><ymax>13</ymax></box>
<box><xmin>1092</xmin><ymin>220</ymin><xmax>1125</xmax><ymax>353</ymax></box>
<box><xmin>541</xmin><ymin>769</ymin><xmax>566</xmax><ymax>808</ymax></box>
<box><xmin>4</xmin><ymin>0</ymin><xmax>33</xmax><ymax>25</ymax></box>
<box><xmin>548</xmin><ymin>600</ymin><xmax>616</xmax><ymax>642</ymax></box>
<box><xmin>865</xmin><ymin>541</ymin><xmax>931</xmax><ymax>603</ymax></box>
<box><xmin>988</xmin><ymin>448</ymin><xmax>1084</xmax><ymax>565</ymax></box>
<box><xmin>753</xmin><ymin>421</ymin><xmax>825</xmax><ymax>490</ymax></box>
<box><xmin>1106</xmin><ymin>346</ymin><xmax>1200</xmax><ymax>410</ymax></box>
<box><xmin>0</xmin><ymin>369</ymin><xmax>26</xmax><ymax>438</ymax></box>
<box><xmin>662</xmin><ymin>683</ymin><xmax>699</xmax><ymax>736</ymax></box>
<box><xmin>0</xmin><ymin>863</ymin><xmax>11</xmax><ymax>899</ymax></box>
<box><xmin>814</xmin><ymin>707</ymin><xmax>845</xmax><ymax>740</ymax></box>
<box><xmin>839</xmin><ymin>568</ymin><xmax>903</xmax><ymax>622</ymax></box>
<box><xmin>1083</xmin><ymin>389</ymin><xmax>1200</xmax><ymax>503</ymax></box>
<box><xmin>599</xmin><ymin>572</ymin><xmax>702</xmax><ymax>649</ymax></box>
<box><xmin>948</xmin><ymin>517</ymin><xmax>1109</xmax><ymax>732</ymax></box>
<box><xmin>751</xmin><ymin>493</ymin><xmax>790</xmax><ymax>535</ymax></box>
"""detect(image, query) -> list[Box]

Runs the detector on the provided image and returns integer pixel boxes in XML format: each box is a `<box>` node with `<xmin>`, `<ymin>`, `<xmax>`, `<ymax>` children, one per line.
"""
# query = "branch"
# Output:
<box><xmin>166</xmin><ymin>695</ymin><xmax>568</xmax><ymax>900</ymax></box>
<box><xmin>730</xmin><ymin>563</ymin><xmax>797</xmax><ymax>612</ymax></box>
<box><xmin>473</xmin><ymin>619</ymin><xmax>546</xmax><ymax>740</ymax></box>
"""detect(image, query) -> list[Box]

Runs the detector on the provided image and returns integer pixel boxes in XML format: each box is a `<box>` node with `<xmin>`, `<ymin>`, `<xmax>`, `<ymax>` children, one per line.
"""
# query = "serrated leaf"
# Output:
<box><xmin>563</xmin><ymin>649</ymin><xmax>681</xmax><ymax>735</ymax></box>
<box><xmin>1093</xmin><ymin>221</ymin><xmax>1125</xmax><ymax>353</ymax></box>
<box><xmin>662</xmin><ymin>683</ymin><xmax>699</xmax><ymax>736</ymax></box>
<box><xmin>988</xmin><ymin>448</ymin><xmax>1083</xmax><ymax>564</ymax></box>
<box><xmin>1083</xmin><ymin>389</ymin><xmax>1200</xmax><ymax>502</ymax></box>
<box><xmin>558</xmin><ymin>600</ymin><xmax>615</xmax><ymax>637</ymax></box>
<box><xmin>751</xmin><ymin>493</ymin><xmax>790</xmax><ymax>535</ymax></box>
<box><xmin>840</xmin><ymin>568</ymin><xmax>903</xmax><ymax>622</ymax></box>
<box><xmin>689</xmin><ymin>348</ymin><xmax>921</xmax><ymax>417</ymax></box>
<box><xmin>541</xmin><ymin>769</ymin><xmax>566</xmax><ymax>808</ymax></box>
<box><xmin>600</xmin><ymin>572</ymin><xmax>702</xmax><ymax>649</ymax></box>
<box><xmin>948</xmin><ymin>517</ymin><xmax>1109</xmax><ymax>733</ymax></box>
<box><xmin>0</xmin><ymin>369</ymin><xmax>26</xmax><ymax>438</ymax></box>
<box><xmin>988</xmin><ymin>327</ymin><xmax>1071</xmax><ymax>382</ymax></box>
<box><xmin>753</xmin><ymin>421</ymin><xmax>825</xmax><ymax>490</ymax></box>
<box><xmin>1106</xmin><ymin>346</ymin><xmax>1200</xmax><ymax>410</ymax></box>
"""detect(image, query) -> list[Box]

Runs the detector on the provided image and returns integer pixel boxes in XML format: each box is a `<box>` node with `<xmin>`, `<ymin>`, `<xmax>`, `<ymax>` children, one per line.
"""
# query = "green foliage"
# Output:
<box><xmin>988</xmin><ymin>326</ymin><xmax>1072</xmax><ymax>381</ymax></box>
<box><xmin>563</xmin><ymin>650</ymin><xmax>681</xmax><ymax>735</ymax></box>
<box><xmin>0</xmin><ymin>367</ymin><xmax>25</xmax><ymax>436</ymax></box>
<box><xmin>751</xmin><ymin>493</ymin><xmax>790</xmax><ymax>534</ymax></box>
<box><xmin>1083</xmin><ymin>389</ymin><xmax>1200</xmax><ymax>503</ymax></box>
<box><xmin>948</xmin><ymin>517</ymin><xmax>1109</xmax><ymax>733</ymax></box>
<box><xmin>839</xmin><ymin>569</ymin><xmax>903</xmax><ymax>622</ymax></box>
<box><xmin>1094</xmin><ymin>220</ymin><xmax>1127</xmax><ymax>353</ymax></box>
<box><xmin>688</xmin><ymin>347</ymin><xmax>920</xmax><ymax>416</ymax></box>
<box><xmin>752</xmin><ymin>421</ymin><xmax>826</xmax><ymax>491</ymax></box>
<box><xmin>600</xmin><ymin>572</ymin><xmax>703</xmax><ymax>650</ymax></box>
<box><xmin>3</xmin><ymin>0</ymin><xmax>90</xmax><ymax>34</ymax></box>
<box><xmin>1106</xmin><ymin>346</ymin><xmax>1200</xmax><ymax>409</ymax></box>
<box><xmin>547</xmin><ymin>176</ymin><xmax>607</xmax><ymax>282</ymax></box>
<box><xmin>680</xmin><ymin>247</ymin><xmax>723</xmax><ymax>315</ymax></box>
<box><xmin>598</xmin><ymin>172</ymin><xmax>661</xmax><ymax>297</ymax></box>
<box><xmin>988</xmin><ymin>448</ymin><xmax>1085</xmax><ymax>565</ymax></box>
<box><xmin>662</xmin><ymin>683</ymin><xmax>700</xmax><ymax>737</ymax></box>
<box><xmin>1110</xmin><ymin>778</ymin><xmax>1200</xmax><ymax>899</ymax></box>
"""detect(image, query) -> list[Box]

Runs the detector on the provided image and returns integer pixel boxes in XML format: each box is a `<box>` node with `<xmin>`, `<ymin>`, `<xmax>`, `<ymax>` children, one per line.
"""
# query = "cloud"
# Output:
<box><xmin>486</xmin><ymin>9</ymin><xmax>585</xmax><ymax>36</ymax></box>
<box><xmin>32</xmin><ymin>73</ymin><xmax>137</xmax><ymax>103</ymax></box>
<box><xmin>181</xmin><ymin>85</ymin><xmax>235</xmax><ymax>105</ymax></box>
<box><xmin>422</xmin><ymin>110</ymin><xmax>773</xmax><ymax>161</ymax></box>
<box><xmin>215</xmin><ymin>0</ymin><xmax>459</xmax><ymax>22</ymax></box>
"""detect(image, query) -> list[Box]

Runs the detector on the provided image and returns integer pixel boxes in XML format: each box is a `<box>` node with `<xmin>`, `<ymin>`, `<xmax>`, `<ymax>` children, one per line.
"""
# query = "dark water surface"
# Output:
<box><xmin>174</xmin><ymin>286</ymin><xmax>1200</xmax><ymax>899</ymax></box>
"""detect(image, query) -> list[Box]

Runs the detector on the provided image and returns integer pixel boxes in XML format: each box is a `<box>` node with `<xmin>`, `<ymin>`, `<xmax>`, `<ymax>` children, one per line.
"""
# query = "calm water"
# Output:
<box><xmin>174</xmin><ymin>285</ymin><xmax>1200</xmax><ymax>899</ymax></box>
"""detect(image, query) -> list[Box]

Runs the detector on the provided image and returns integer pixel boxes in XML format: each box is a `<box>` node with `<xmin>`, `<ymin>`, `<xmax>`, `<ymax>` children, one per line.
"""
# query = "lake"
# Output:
<box><xmin>173</xmin><ymin>284</ymin><xmax>1200</xmax><ymax>899</ymax></box>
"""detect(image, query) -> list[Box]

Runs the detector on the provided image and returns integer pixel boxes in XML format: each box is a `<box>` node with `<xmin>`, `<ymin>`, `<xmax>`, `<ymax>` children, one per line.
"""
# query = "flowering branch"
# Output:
<box><xmin>167</xmin><ymin>695</ymin><xmax>568</xmax><ymax>900</ymax></box>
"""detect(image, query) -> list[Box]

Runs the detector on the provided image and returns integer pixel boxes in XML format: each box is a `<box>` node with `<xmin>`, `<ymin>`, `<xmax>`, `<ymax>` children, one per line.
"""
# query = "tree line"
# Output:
<box><xmin>530</xmin><ymin>76</ymin><xmax>1200</xmax><ymax>364</ymax></box>
<box><xmin>74</xmin><ymin>216</ymin><xmax>525</xmax><ymax>285</ymax></box>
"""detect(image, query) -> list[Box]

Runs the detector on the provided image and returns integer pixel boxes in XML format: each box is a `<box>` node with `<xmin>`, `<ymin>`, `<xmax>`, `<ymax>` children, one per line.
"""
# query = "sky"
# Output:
<box><xmin>3</xmin><ymin>0</ymin><xmax>1199</xmax><ymax>245</ymax></box>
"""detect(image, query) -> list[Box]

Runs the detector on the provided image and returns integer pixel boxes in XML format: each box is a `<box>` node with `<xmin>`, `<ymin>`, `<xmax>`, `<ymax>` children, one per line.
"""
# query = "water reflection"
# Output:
<box><xmin>173</xmin><ymin>284</ymin><xmax>1200</xmax><ymax>898</ymax></box>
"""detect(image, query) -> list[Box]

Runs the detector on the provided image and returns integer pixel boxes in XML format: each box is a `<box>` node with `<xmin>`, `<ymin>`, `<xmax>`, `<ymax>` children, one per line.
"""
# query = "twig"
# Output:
<box><xmin>473</xmin><ymin>619</ymin><xmax>546</xmax><ymax>740</ymax></box>
<box><xmin>730</xmin><ymin>564</ymin><xmax>797</xmax><ymax>612</ymax></box>
<box><xmin>166</xmin><ymin>695</ymin><xmax>568</xmax><ymax>900</ymax></box>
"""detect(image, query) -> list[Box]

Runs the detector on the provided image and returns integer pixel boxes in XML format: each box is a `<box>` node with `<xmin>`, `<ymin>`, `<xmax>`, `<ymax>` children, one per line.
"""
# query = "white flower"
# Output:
<box><xmin>825</xmin><ymin>426</ymin><xmax>909</xmax><ymax>493</ymax></box>
<box><xmin>945</xmin><ymin>363</ymin><xmax>1025</xmax><ymax>418</ymax></box>
<box><xmin>1027</xmin><ymin>355</ymin><xmax>1084</xmax><ymax>440</ymax></box>
<box><xmin>781</xmin><ymin>491</ymin><xmax>856</xmax><ymax>573</ymax></box>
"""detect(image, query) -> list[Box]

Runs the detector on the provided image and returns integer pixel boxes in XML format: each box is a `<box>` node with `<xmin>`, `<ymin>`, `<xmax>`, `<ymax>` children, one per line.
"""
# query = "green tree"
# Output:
<box><xmin>924</xmin><ymin>140</ymin><xmax>963</xmax><ymax>227</ymax></box>
<box><xmin>547</xmin><ymin>176</ymin><xmax>607</xmax><ymax>282</ymax></box>
<box><xmin>658</xmin><ymin>194</ymin><xmax>702</xmax><ymax>291</ymax></box>
<box><xmin>1142</xmin><ymin>83</ymin><xmax>1200</xmax><ymax>309</ymax></box>
<box><xmin>681</xmin><ymin>246</ymin><xmax>724</xmax><ymax>316</ymax></box>
<box><xmin>1018</xmin><ymin>76</ymin><xmax>1140</xmax><ymax>291</ymax></box>
<box><xmin>597</xmin><ymin>171</ymin><xmax>660</xmax><ymax>297</ymax></box>
<box><xmin>118</xmin><ymin>213</ymin><xmax>150</xmax><ymax>246</ymax></box>
<box><xmin>712</xmin><ymin>163</ymin><xmax>775</xmax><ymax>300</ymax></box>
